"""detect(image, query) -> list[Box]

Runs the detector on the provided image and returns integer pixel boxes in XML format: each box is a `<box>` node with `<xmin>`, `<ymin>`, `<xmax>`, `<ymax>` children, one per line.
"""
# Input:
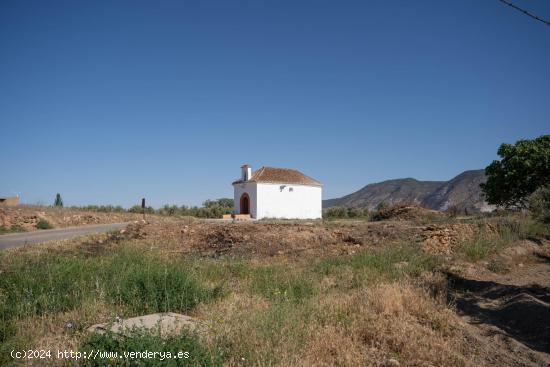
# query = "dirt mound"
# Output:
<box><xmin>372</xmin><ymin>203</ymin><xmax>442</xmax><ymax>221</ymax></box>
<box><xmin>190</xmin><ymin>222</ymin><xmax>340</xmax><ymax>258</ymax></box>
<box><xmin>132</xmin><ymin>219</ymin><xmax>420</xmax><ymax>260</ymax></box>
<box><xmin>201</xmin><ymin>226</ymin><xmax>245</xmax><ymax>254</ymax></box>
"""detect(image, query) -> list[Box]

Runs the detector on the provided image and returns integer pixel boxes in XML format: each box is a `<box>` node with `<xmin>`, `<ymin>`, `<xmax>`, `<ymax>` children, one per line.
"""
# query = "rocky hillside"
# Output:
<box><xmin>324</xmin><ymin>169</ymin><xmax>493</xmax><ymax>211</ymax></box>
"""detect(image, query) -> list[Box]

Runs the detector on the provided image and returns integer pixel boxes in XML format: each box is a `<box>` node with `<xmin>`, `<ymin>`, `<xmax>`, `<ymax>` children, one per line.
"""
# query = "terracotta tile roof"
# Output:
<box><xmin>232</xmin><ymin>166</ymin><xmax>322</xmax><ymax>186</ymax></box>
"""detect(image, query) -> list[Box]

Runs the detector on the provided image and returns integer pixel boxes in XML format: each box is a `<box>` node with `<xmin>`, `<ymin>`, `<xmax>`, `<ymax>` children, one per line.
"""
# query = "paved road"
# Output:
<box><xmin>0</xmin><ymin>222</ymin><xmax>130</xmax><ymax>250</ymax></box>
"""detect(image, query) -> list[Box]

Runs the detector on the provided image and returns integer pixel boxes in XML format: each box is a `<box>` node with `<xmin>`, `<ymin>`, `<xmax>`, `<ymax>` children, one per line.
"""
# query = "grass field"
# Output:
<box><xmin>0</xmin><ymin>212</ymin><xmax>548</xmax><ymax>366</ymax></box>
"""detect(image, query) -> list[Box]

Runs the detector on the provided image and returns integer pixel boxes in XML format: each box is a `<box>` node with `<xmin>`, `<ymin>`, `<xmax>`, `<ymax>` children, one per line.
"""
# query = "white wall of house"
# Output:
<box><xmin>256</xmin><ymin>183</ymin><xmax>322</xmax><ymax>219</ymax></box>
<box><xmin>233</xmin><ymin>182</ymin><xmax>257</xmax><ymax>218</ymax></box>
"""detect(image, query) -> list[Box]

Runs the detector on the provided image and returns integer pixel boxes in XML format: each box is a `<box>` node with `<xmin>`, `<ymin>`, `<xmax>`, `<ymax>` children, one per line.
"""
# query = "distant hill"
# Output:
<box><xmin>323</xmin><ymin>169</ymin><xmax>493</xmax><ymax>212</ymax></box>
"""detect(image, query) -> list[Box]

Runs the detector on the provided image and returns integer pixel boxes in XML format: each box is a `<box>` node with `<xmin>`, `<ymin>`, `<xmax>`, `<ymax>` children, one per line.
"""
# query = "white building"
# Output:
<box><xmin>232</xmin><ymin>165</ymin><xmax>322</xmax><ymax>219</ymax></box>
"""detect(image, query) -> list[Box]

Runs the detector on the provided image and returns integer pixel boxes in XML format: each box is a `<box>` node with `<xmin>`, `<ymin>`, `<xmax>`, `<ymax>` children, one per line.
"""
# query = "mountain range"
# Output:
<box><xmin>323</xmin><ymin>169</ymin><xmax>493</xmax><ymax>212</ymax></box>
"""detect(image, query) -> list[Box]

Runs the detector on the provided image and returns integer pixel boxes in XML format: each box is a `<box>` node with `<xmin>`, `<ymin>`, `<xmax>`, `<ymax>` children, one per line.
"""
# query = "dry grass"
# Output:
<box><xmin>3</xmin><ymin>214</ymin><xmax>540</xmax><ymax>366</ymax></box>
<box><xmin>194</xmin><ymin>279</ymin><xmax>480</xmax><ymax>367</ymax></box>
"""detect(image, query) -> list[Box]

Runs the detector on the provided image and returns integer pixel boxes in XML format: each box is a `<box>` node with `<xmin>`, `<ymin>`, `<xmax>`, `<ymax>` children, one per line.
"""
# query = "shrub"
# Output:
<box><xmin>324</xmin><ymin>207</ymin><xmax>348</xmax><ymax>219</ymax></box>
<box><xmin>171</xmin><ymin>199</ymin><xmax>234</xmax><ymax>218</ymax></box>
<box><xmin>79</xmin><ymin>329</ymin><xmax>221</xmax><ymax>367</ymax></box>
<box><xmin>530</xmin><ymin>185</ymin><xmax>550</xmax><ymax>225</ymax></box>
<box><xmin>323</xmin><ymin>207</ymin><xmax>370</xmax><ymax>219</ymax></box>
<box><xmin>36</xmin><ymin>219</ymin><xmax>53</xmax><ymax>229</ymax></box>
<box><xmin>9</xmin><ymin>224</ymin><xmax>26</xmax><ymax>232</ymax></box>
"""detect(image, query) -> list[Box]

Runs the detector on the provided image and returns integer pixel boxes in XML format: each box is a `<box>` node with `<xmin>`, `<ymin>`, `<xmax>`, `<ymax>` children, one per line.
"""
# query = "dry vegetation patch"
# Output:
<box><xmin>1</xmin><ymin>211</ymin><xmax>549</xmax><ymax>366</ymax></box>
<box><xmin>0</xmin><ymin>206</ymin><xmax>144</xmax><ymax>232</ymax></box>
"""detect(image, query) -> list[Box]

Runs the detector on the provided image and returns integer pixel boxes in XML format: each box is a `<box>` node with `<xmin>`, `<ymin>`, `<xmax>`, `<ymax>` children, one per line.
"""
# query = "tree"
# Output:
<box><xmin>54</xmin><ymin>193</ymin><xmax>63</xmax><ymax>207</ymax></box>
<box><xmin>203</xmin><ymin>198</ymin><xmax>234</xmax><ymax>209</ymax></box>
<box><xmin>481</xmin><ymin>135</ymin><xmax>550</xmax><ymax>208</ymax></box>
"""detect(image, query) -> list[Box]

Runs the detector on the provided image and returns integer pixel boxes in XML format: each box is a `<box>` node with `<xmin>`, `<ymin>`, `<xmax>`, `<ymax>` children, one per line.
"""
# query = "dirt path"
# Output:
<box><xmin>0</xmin><ymin>222</ymin><xmax>130</xmax><ymax>249</ymax></box>
<box><xmin>447</xmin><ymin>239</ymin><xmax>550</xmax><ymax>367</ymax></box>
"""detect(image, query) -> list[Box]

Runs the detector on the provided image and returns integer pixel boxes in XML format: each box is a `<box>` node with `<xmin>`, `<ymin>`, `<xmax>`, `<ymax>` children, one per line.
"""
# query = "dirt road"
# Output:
<box><xmin>0</xmin><ymin>222</ymin><xmax>130</xmax><ymax>249</ymax></box>
<box><xmin>447</xmin><ymin>239</ymin><xmax>550</xmax><ymax>367</ymax></box>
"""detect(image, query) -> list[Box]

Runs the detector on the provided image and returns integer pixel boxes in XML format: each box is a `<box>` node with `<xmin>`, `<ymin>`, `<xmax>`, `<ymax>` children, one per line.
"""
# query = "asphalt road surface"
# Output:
<box><xmin>0</xmin><ymin>222</ymin><xmax>130</xmax><ymax>250</ymax></box>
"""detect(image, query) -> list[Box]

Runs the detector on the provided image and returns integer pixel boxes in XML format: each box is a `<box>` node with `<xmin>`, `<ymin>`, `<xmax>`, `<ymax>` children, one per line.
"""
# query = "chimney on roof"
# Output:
<box><xmin>241</xmin><ymin>164</ymin><xmax>252</xmax><ymax>181</ymax></box>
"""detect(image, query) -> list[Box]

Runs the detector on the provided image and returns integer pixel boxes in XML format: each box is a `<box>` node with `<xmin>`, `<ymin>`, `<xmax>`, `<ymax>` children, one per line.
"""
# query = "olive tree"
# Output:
<box><xmin>481</xmin><ymin>135</ymin><xmax>550</xmax><ymax>209</ymax></box>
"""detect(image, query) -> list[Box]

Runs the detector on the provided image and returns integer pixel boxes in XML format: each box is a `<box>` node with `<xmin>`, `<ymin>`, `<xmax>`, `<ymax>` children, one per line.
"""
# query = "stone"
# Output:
<box><xmin>87</xmin><ymin>313</ymin><xmax>201</xmax><ymax>337</ymax></box>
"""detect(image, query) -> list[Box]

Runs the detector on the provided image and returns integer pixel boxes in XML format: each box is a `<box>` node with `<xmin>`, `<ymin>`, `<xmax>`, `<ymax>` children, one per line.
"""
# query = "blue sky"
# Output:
<box><xmin>1</xmin><ymin>0</ymin><xmax>549</xmax><ymax>207</ymax></box>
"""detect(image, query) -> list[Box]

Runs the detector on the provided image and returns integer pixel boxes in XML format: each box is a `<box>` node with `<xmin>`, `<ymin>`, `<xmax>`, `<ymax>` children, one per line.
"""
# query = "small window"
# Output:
<box><xmin>289</xmin><ymin>187</ymin><xmax>294</xmax><ymax>192</ymax></box>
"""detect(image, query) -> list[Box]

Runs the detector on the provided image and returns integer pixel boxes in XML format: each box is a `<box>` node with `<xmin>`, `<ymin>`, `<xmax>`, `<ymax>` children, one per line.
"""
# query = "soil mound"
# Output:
<box><xmin>372</xmin><ymin>203</ymin><xmax>442</xmax><ymax>221</ymax></box>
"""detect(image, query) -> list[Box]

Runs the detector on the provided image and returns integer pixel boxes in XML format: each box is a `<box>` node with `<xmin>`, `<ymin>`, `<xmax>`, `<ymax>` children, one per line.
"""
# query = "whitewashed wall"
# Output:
<box><xmin>233</xmin><ymin>182</ymin><xmax>257</xmax><ymax>218</ymax></box>
<box><xmin>256</xmin><ymin>183</ymin><xmax>322</xmax><ymax>219</ymax></box>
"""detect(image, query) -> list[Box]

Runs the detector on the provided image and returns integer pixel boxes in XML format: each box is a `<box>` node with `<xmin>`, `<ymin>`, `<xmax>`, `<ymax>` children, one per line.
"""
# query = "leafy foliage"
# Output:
<box><xmin>157</xmin><ymin>199</ymin><xmax>234</xmax><ymax>218</ymax></box>
<box><xmin>36</xmin><ymin>219</ymin><xmax>53</xmax><ymax>229</ymax></box>
<box><xmin>126</xmin><ymin>198</ymin><xmax>234</xmax><ymax>218</ymax></box>
<box><xmin>323</xmin><ymin>207</ymin><xmax>370</xmax><ymax>219</ymax></box>
<box><xmin>481</xmin><ymin>135</ymin><xmax>550</xmax><ymax>208</ymax></box>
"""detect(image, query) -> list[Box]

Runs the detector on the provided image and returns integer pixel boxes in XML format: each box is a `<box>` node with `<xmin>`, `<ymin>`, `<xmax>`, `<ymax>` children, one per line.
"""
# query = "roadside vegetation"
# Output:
<box><xmin>0</xmin><ymin>224</ymin><xmax>26</xmax><ymax>234</ymax></box>
<box><xmin>35</xmin><ymin>218</ymin><xmax>54</xmax><ymax>230</ymax></box>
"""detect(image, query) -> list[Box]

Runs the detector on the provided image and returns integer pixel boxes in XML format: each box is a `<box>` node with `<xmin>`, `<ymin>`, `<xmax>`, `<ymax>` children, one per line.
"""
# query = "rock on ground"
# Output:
<box><xmin>87</xmin><ymin>313</ymin><xmax>201</xmax><ymax>337</ymax></box>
